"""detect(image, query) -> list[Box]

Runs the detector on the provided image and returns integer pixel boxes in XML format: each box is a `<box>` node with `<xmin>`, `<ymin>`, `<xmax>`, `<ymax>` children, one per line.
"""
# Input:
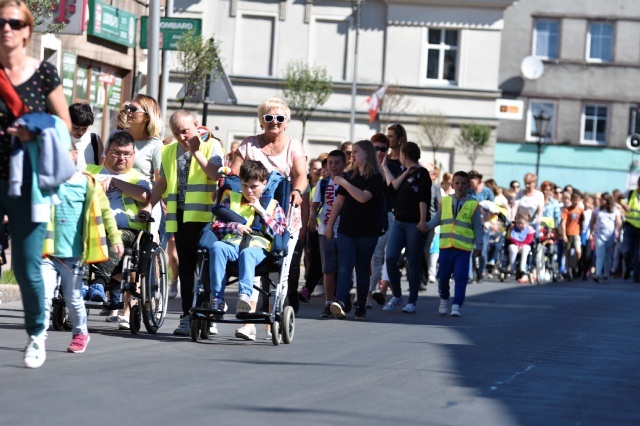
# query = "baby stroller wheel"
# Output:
<box><xmin>271</xmin><ymin>321</ymin><xmax>281</xmax><ymax>346</ymax></box>
<box><xmin>52</xmin><ymin>304</ymin><xmax>72</xmax><ymax>331</ymax></box>
<box><xmin>190</xmin><ymin>317</ymin><xmax>201</xmax><ymax>342</ymax></box>
<box><xmin>130</xmin><ymin>304</ymin><xmax>141</xmax><ymax>334</ymax></box>
<box><xmin>282</xmin><ymin>306</ymin><xmax>295</xmax><ymax>344</ymax></box>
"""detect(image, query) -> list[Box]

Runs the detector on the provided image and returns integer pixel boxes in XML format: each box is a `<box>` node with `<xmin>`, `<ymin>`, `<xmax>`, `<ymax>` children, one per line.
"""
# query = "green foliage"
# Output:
<box><xmin>457</xmin><ymin>124</ymin><xmax>492</xmax><ymax>169</ymax></box>
<box><xmin>26</xmin><ymin>0</ymin><xmax>66</xmax><ymax>33</ymax></box>
<box><xmin>175</xmin><ymin>31</ymin><xmax>221</xmax><ymax>108</ymax></box>
<box><xmin>0</xmin><ymin>269</ymin><xmax>17</xmax><ymax>285</ymax></box>
<box><xmin>419</xmin><ymin>110</ymin><xmax>450</xmax><ymax>162</ymax></box>
<box><xmin>282</xmin><ymin>60</ymin><xmax>332</xmax><ymax>142</ymax></box>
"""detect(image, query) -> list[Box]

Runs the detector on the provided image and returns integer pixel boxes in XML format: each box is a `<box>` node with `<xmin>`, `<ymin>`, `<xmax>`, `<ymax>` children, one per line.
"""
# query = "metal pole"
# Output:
<box><xmin>147</xmin><ymin>0</ymin><xmax>161</xmax><ymax>100</ymax></box>
<box><xmin>159</xmin><ymin>0</ymin><xmax>173</xmax><ymax>138</ymax></box>
<box><xmin>202</xmin><ymin>38</ymin><xmax>214</xmax><ymax>127</ymax></box>
<box><xmin>536</xmin><ymin>137</ymin><xmax>542</xmax><ymax>178</ymax></box>
<box><xmin>349</xmin><ymin>0</ymin><xmax>361</xmax><ymax>142</ymax></box>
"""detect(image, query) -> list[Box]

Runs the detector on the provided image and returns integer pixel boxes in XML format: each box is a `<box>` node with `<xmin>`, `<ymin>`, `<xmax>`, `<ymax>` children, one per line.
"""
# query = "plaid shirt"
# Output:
<box><xmin>211</xmin><ymin>192</ymin><xmax>287</xmax><ymax>240</ymax></box>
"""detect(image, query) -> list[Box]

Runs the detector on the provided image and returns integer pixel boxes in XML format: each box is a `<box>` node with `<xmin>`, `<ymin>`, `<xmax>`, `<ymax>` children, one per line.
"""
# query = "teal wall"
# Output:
<box><xmin>494</xmin><ymin>142</ymin><xmax>637</xmax><ymax>193</ymax></box>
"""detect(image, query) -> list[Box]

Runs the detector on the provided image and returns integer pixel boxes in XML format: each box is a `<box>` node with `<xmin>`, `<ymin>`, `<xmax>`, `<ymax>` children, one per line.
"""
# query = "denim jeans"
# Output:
<box><xmin>336</xmin><ymin>233</ymin><xmax>378</xmax><ymax>310</ymax></box>
<box><xmin>595</xmin><ymin>238</ymin><xmax>615</xmax><ymax>278</ymax></box>
<box><xmin>386</xmin><ymin>220</ymin><xmax>429</xmax><ymax>304</ymax></box>
<box><xmin>42</xmin><ymin>257</ymin><xmax>87</xmax><ymax>335</ymax></box>
<box><xmin>370</xmin><ymin>212</ymin><xmax>394</xmax><ymax>292</ymax></box>
<box><xmin>437</xmin><ymin>248</ymin><xmax>471</xmax><ymax>307</ymax></box>
<box><xmin>210</xmin><ymin>241</ymin><xmax>266</xmax><ymax>301</ymax></box>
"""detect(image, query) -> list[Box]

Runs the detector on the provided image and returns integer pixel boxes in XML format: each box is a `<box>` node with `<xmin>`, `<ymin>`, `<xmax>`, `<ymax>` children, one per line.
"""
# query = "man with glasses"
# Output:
<box><xmin>85</xmin><ymin>131</ymin><xmax>151</xmax><ymax>329</ymax></box>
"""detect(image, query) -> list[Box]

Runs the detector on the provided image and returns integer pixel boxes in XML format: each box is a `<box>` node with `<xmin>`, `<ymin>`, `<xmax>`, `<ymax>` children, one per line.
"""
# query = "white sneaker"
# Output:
<box><xmin>382</xmin><ymin>296</ymin><xmax>404</xmax><ymax>311</ymax></box>
<box><xmin>451</xmin><ymin>304</ymin><xmax>461</xmax><ymax>317</ymax></box>
<box><xmin>118</xmin><ymin>317</ymin><xmax>130</xmax><ymax>330</ymax></box>
<box><xmin>209</xmin><ymin>323</ymin><xmax>218</xmax><ymax>336</ymax></box>
<box><xmin>235</xmin><ymin>325</ymin><xmax>256</xmax><ymax>341</ymax></box>
<box><xmin>311</xmin><ymin>284</ymin><xmax>325</xmax><ymax>297</ymax></box>
<box><xmin>236</xmin><ymin>294</ymin><xmax>251</xmax><ymax>313</ymax></box>
<box><xmin>428</xmin><ymin>275</ymin><xmax>436</xmax><ymax>284</ymax></box>
<box><xmin>173</xmin><ymin>315</ymin><xmax>190</xmax><ymax>336</ymax></box>
<box><xmin>402</xmin><ymin>303</ymin><xmax>416</xmax><ymax>313</ymax></box>
<box><xmin>23</xmin><ymin>334</ymin><xmax>46</xmax><ymax>368</ymax></box>
<box><xmin>438</xmin><ymin>299</ymin><xmax>448</xmax><ymax>315</ymax></box>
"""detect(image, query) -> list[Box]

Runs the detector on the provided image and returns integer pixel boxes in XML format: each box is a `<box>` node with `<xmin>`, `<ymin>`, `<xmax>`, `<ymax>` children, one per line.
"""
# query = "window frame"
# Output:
<box><xmin>526</xmin><ymin>100</ymin><xmax>557</xmax><ymax>142</ymax></box>
<box><xmin>532</xmin><ymin>18</ymin><xmax>560</xmax><ymax>60</ymax></box>
<box><xmin>586</xmin><ymin>21</ymin><xmax>614</xmax><ymax>63</ymax></box>
<box><xmin>580</xmin><ymin>103</ymin><xmax>609</xmax><ymax>146</ymax></box>
<box><xmin>423</xmin><ymin>28</ymin><xmax>459</xmax><ymax>85</ymax></box>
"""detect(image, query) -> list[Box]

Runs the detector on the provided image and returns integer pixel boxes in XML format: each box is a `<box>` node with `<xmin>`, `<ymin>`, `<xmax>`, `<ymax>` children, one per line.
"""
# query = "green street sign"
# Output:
<box><xmin>140</xmin><ymin>17</ymin><xmax>202</xmax><ymax>50</ymax></box>
<box><xmin>87</xmin><ymin>0</ymin><xmax>136</xmax><ymax>48</ymax></box>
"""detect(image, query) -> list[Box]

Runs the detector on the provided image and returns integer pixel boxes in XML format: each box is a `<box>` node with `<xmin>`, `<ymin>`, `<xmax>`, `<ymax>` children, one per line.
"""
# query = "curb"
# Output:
<box><xmin>0</xmin><ymin>284</ymin><xmax>21</xmax><ymax>305</ymax></box>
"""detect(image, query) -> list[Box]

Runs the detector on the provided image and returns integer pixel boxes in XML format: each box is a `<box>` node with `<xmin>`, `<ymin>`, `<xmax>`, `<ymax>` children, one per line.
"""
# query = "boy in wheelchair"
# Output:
<box><xmin>209</xmin><ymin>160</ymin><xmax>287</xmax><ymax>315</ymax></box>
<box><xmin>506</xmin><ymin>212</ymin><xmax>536</xmax><ymax>283</ymax></box>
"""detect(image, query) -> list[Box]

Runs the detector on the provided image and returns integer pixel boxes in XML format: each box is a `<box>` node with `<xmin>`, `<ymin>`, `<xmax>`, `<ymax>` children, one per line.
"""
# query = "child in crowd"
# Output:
<box><xmin>486</xmin><ymin>219</ymin><xmax>504</xmax><ymax>278</ymax></box>
<box><xmin>42</xmin><ymin>143</ymin><xmax>123</xmax><ymax>356</ymax></box>
<box><xmin>507</xmin><ymin>212</ymin><xmax>536</xmax><ymax>283</ymax></box>
<box><xmin>589</xmin><ymin>193</ymin><xmax>622</xmax><ymax>283</ymax></box>
<box><xmin>562</xmin><ymin>192</ymin><xmax>584</xmax><ymax>280</ymax></box>
<box><xmin>208</xmin><ymin>160</ymin><xmax>287</xmax><ymax>327</ymax></box>
<box><xmin>308</xmin><ymin>150</ymin><xmax>347</xmax><ymax>318</ymax></box>
<box><xmin>426</xmin><ymin>171</ymin><xmax>483</xmax><ymax>317</ymax></box>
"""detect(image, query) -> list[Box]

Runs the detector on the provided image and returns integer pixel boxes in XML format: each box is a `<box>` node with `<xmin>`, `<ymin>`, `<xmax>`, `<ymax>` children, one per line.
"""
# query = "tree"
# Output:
<box><xmin>419</xmin><ymin>110</ymin><xmax>450</xmax><ymax>163</ymax></box>
<box><xmin>27</xmin><ymin>0</ymin><xmax>67</xmax><ymax>33</ymax></box>
<box><xmin>174</xmin><ymin>31</ymin><xmax>221</xmax><ymax>108</ymax></box>
<box><xmin>457</xmin><ymin>124</ymin><xmax>492</xmax><ymax>170</ymax></box>
<box><xmin>282</xmin><ymin>60</ymin><xmax>332</xmax><ymax>144</ymax></box>
<box><xmin>378</xmin><ymin>84</ymin><xmax>411</xmax><ymax>130</ymax></box>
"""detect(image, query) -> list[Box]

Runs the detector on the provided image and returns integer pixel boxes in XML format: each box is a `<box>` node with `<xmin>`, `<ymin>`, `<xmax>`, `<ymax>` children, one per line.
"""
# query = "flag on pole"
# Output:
<box><xmin>366</xmin><ymin>84</ymin><xmax>387</xmax><ymax>123</ymax></box>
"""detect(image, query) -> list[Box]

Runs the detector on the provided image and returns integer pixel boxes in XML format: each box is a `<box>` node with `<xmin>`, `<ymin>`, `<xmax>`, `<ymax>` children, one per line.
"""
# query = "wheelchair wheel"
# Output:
<box><xmin>199</xmin><ymin>302</ymin><xmax>211</xmax><ymax>340</ymax></box>
<box><xmin>535</xmin><ymin>244</ymin><xmax>547</xmax><ymax>285</ymax></box>
<box><xmin>271</xmin><ymin>321</ymin><xmax>281</xmax><ymax>346</ymax></box>
<box><xmin>142</xmin><ymin>245</ymin><xmax>168</xmax><ymax>334</ymax></box>
<box><xmin>190</xmin><ymin>317</ymin><xmax>201</xmax><ymax>342</ymax></box>
<box><xmin>52</xmin><ymin>304</ymin><xmax>72</xmax><ymax>331</ymax></box>
<box><xmin>130</xmin><ymin>304</ymin><xmax>141</xmax><ymax>334</ymax></box>
<box><xmin>282</xmin><ymin>306</ymin><xmax>295</xmax><ymax>344</ymax></box>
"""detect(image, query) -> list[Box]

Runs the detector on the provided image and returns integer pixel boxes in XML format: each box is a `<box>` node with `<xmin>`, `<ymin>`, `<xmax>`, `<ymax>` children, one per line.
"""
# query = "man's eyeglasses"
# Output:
<box><xmin>124</xmin><ymin>104</ymin><xmax>147</xmax><ymax>115</ymax></box>
<box><xmin>108</xmin><ymin>150</ymin><xmax>134</xmax><ymax>159</ymax></box>
<box><xmin>374</xmin><ymin>146</ymin><xmax>387</xmax><ymax>153</ymax></box>
<box><xmin>262</xmin><ymin>114</ymin><xmax>286</xmax><ymax>124</ymax></box>
<box><xmin>0</xmin><ymin>19</ymin><xmax>27</xmax><ymax>30</ymax></box>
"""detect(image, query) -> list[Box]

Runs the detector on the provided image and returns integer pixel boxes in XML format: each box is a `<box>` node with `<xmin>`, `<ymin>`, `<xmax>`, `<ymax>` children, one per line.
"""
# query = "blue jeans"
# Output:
<box><xmin>386</xmin><ymin>220</ymin><xmax>429</xmax><ymax>304</ymax></box>
<box><xmin>209</xmin><ymin>241</ymin><xmax>265</xmax><ymax>301</ymax></box>
<box><xmin>437</xmin><ymin>248</ymin><xmax>471</xmax><ymax>307</ymax></box>
<box><xmin>42</xmin><ymin>257</ymin><xmax>87</xmax><ymax>335</ymax></box>
<box><xmin>595</xmin><ymin>237</ymin><xmax>615</xmax><ymax>278</ymax></box>
<box><xmin>369</xmin><ymin>212</ymin><xmax>394</xmax><ymax>292</ymax></box>
<box><xmin>336</xmin><ymin>233</ymin><xmax>378</xmax><ymax>310</ymax></box>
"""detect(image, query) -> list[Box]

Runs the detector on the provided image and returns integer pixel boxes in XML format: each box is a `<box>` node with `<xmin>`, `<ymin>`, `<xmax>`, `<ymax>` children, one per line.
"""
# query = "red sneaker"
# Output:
<box><xmin>67</xmin><ymin>333</ymin><xmax>90</xmax><ymax>354</ymax></box>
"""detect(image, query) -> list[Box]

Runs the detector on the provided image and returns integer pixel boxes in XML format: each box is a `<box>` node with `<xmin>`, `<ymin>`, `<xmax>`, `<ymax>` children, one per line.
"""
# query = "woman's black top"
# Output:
<box><xmin>337</xmin><ymin>171</ymin><xmax>384</xmax><ymax>238</ymax></box>
<box><xmin>390</xmin><ymin>166</ymin><xmax>431</xmax><ymax>223</ymax></box>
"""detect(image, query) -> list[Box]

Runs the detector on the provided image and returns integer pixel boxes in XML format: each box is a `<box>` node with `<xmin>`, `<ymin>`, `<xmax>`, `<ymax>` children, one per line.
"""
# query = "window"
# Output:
<box><xmin>587</xmin><ymin>22</ymin><xmax>613</xmax><ymax>62</ymax></box>
<box><xmin>533</xmin><ymin>19</ymin><xmax>559</xmax><ymax>59</ymax></box>
<box><xmin>581</xmin><ymin>104</ymin><xmax>608</xmax><ymax>145</ymax></box>
<box><xmin>425</xmin><ymin>29</ymin><xmax>458</xmax><ymax>83</ymax></box>
<box><xmin>527</xmin><ymin>101</ymin><xmax>556</xmax><ymax>141</ymax></box>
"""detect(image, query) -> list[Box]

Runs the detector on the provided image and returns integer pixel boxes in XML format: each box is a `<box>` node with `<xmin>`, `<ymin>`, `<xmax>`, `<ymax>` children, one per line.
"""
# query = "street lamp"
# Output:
<box><xmin>533</xmin><ymin>111</ymin><xmax>551</xmax><ymax>178</ymax></box>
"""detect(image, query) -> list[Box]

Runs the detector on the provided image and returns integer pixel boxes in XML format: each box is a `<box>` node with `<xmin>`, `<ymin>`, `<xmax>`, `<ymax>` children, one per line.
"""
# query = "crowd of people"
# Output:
<box><xmin>1</xmin><ymin>0</ymin><xmax>637</xmax><ymax>370</ymax></box>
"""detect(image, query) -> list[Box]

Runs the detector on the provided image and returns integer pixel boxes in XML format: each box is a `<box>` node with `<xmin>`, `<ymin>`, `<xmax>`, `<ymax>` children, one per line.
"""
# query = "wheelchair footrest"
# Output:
<box><xmin>190</xmin><ymin>306</ymin><xmax>226</xmax><ymax>318</ymax></box>
<box><xmin>235</xmin><ymin>311</ymin><xmax>270</xmax><ymax>320</ymax></box>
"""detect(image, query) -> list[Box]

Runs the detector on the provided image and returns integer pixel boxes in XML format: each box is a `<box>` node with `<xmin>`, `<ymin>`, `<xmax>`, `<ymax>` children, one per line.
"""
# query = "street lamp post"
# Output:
<box><xmin>533</xmin><ymin>111</ymin><xmax>551</xmax><ymax>178</ymax></box>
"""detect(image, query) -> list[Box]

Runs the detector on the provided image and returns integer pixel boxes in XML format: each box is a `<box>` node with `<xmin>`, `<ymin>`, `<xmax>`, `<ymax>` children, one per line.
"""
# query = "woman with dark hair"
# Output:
<box><xmin>386</xmin><ymin>123</ymin><xmax>407</xmax><ymax>169</ymax></box>
<box><xmin>381</xmin><ymin>142</ymin><xmax>431</xmax><ymax>313</ymax></box>
<box><xmin>326</xmin><ymin>140</ymin><xmax>385</xmax><ymax>321</ymax></box>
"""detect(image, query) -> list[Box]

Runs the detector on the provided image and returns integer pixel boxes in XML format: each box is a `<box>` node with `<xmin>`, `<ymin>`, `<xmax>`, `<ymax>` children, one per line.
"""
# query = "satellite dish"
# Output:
<box><xmin>627</xmin><ymin>133</ymin><xmax>640</xmax><ymax>152</ymax></box>
<box><xmin>521</xmin><ymin>56</ymin><xmax>544</xmax><ymax>80</ymax></box>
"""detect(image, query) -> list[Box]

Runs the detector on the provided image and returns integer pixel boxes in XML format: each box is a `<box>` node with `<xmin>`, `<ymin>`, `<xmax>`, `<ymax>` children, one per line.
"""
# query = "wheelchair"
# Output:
<box><xmin>188</xmin><ymin>171</ymin><xmax>295</xmax><ymax>346</ymax></box>
<box><xmin>498</xmin><ymin>221</ymin><xmax>537</xmax><ymax>284</ymax></box>
<box><xmin>51</xmin><ymin>219</ymin><xmax>169</xmax><ymax>335</ymax></box>
<box><xmin>535</xmin><ymin>218</ymin><xmax>560</xmax><ymax>284</ymax></box>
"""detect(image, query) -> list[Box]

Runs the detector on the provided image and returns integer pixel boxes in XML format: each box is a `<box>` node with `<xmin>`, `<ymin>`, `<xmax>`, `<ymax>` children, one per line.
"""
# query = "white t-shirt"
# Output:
<box><xmin>312</xmin><ymin>177</ymin><xmax>340</xmax><ymax>235</ymax></box>
<box><xmin>72</xmin><ymin>132</ymin><xmax>98</xmax><ymax>171</ymax></box>
<box><xmin>515</xmin><ymin>190</ymin><xmax>544</xmax><ymax>222</ymax></box>
<box><xmin>594</xmin><ymin>206</ymin><xmax>620</xmax><ymax>242</ymax></box>
<box><xmin>94</xmin><ymin>168</ymin><xmax>151</xmax><ymax>229</ymax></box>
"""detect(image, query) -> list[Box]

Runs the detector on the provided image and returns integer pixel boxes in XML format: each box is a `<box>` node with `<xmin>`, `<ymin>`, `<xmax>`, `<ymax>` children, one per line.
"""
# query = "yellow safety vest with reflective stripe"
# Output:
<box><xmin>440</xmin><ymin>196</ymin><xmax>478</xmax><ymax>251</ymax></box>
<box><xmin>221</xmin><ymin>191</ymin><xmax>278</xmax><ymax>251</ymax></box>
<box><xmin>162</xmin><ymin>141</ymin><xmax>218</xmax><ymax>233</ymax></box>
<box><xmin>626</xmin><ymin>190</ymin><xmax>640</xmax><ymax>228</ymax></box>
<box><xmin>86</xmin><ymin>165</ymin><xmax>147</xmax><ymax>231</ymax></box>
<box><xmin>43</xmin><ymin>175</ymin><xmax>122</xmax><ymax>263</ymax></box>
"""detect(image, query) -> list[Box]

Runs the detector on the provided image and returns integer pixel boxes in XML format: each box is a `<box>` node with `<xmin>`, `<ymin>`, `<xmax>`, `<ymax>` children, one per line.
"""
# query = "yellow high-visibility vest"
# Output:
<box><xmin>221</xmin><ymin>191</ymin><xmax>278</xmax><ymax>251</ymax></box>
<box><xmin>86</xmin><ymin>165</ymin><xmax>147</xmax><ymax>231</ymax></box>
<box><xmin>440</xmin><ymin>196</ymin><xmax>478</xmax><ymax>252</ymax></box>
<box><xmin>162</xmin><ymin>141</ymin><xmax>219</xmax><ymax>233</ymax></box>
<box><xmin>627</xmin><ymin>190</ymin><xmax>640</xmax><ymax>228</ymax></box>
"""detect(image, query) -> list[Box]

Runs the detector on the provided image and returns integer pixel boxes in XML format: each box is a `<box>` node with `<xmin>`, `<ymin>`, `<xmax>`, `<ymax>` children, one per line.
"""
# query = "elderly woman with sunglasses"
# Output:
<box><xmin>0</xmin><ymin>0</ymin><xmax>71</xmax><ymax>368</ymax></box>
<box><xmin>230</xmin><ymin>97</ymin><xmax>307</xmax><ymax>339</ymax></box>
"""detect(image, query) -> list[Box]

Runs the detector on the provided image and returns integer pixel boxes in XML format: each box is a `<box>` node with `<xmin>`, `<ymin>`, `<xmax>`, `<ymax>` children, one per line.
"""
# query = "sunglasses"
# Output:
<box><xmin>374</xmin><ymin>146</ymin><xmax>387</xmax><ymax>153</ymax></box>
<box><xmin>124</xmin><ymin>104</ymin><xmax>147</xmax><ymax>115</ymax></box>
<box><xmin>0</xmin><ymin>19</ymin><xmax>27</xmax><ymax>30</ymax></box>
<box><xmin>262</xmin><ymin>114</ymin><xmax>286</xmax><ymax>124</ymax></box>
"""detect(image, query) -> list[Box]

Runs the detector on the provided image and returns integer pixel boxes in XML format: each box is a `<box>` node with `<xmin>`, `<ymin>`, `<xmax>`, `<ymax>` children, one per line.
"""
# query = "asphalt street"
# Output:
<box><xmin>0</xmin><ymin>277</ymin><xmax>639</xmax><ymax>426</ymax></box>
